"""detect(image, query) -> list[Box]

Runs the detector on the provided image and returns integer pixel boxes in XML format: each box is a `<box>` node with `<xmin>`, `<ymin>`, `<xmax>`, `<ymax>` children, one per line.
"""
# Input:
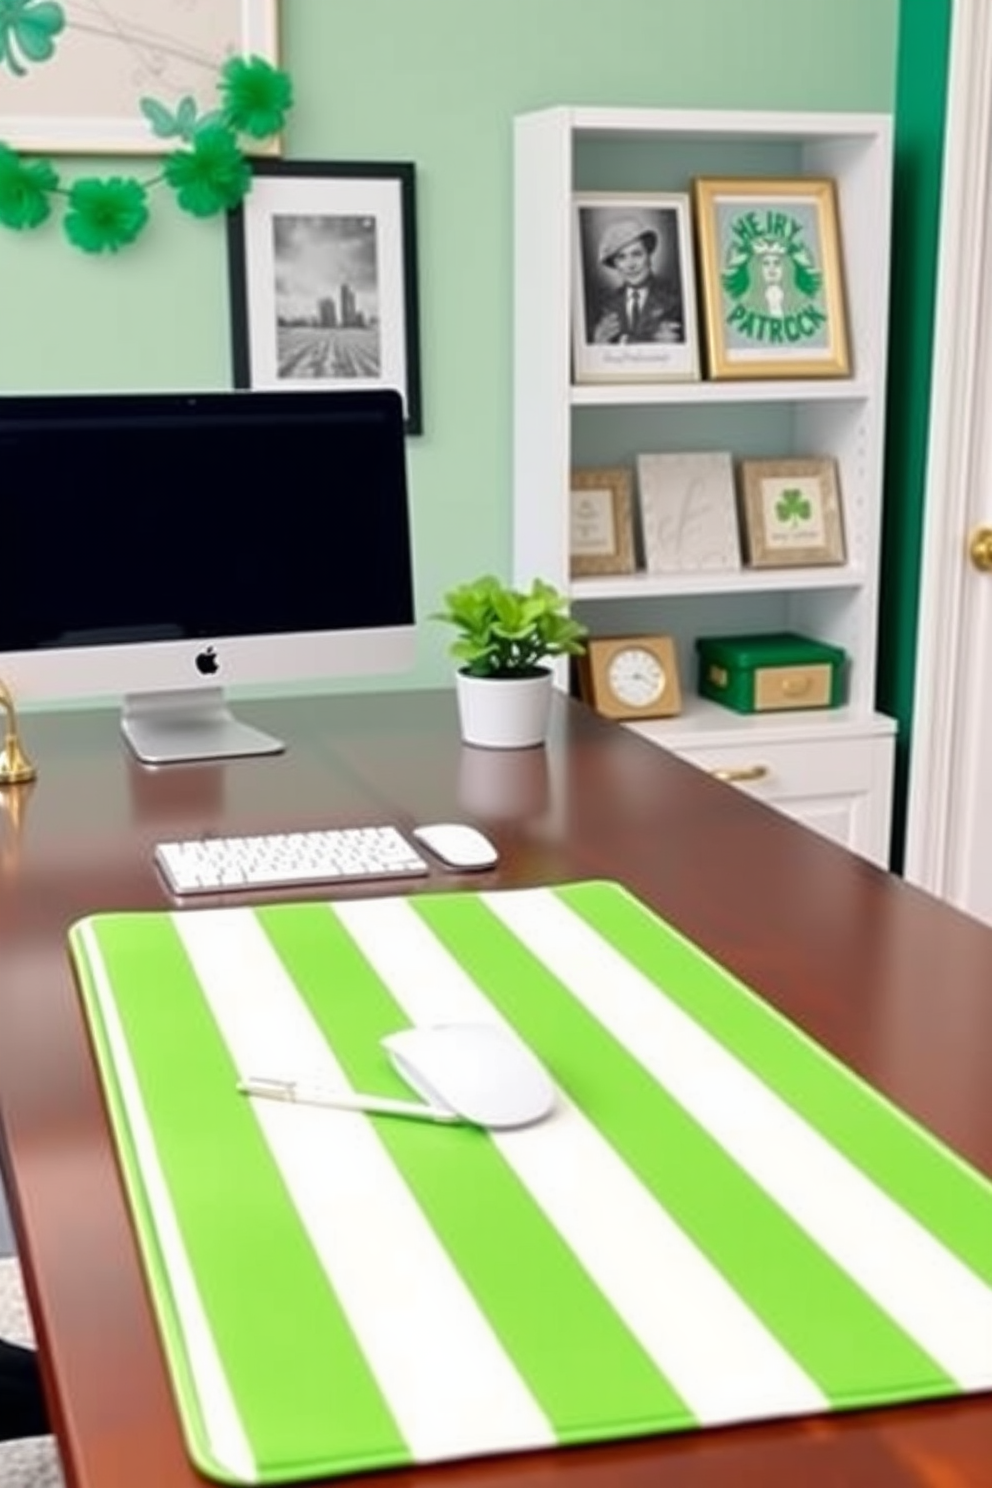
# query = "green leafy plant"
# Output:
<box><xmin>433</xmin><ymin>575</ymin><xmax>588</xmax><ymax>679</ymax></box>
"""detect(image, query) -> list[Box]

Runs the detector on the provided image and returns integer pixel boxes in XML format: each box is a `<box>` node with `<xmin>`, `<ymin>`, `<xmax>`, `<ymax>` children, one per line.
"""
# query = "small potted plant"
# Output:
<box><xmin>433</xmin><ymin>574</ymin><xmax>588</xmax><ymax>748</ymax></box>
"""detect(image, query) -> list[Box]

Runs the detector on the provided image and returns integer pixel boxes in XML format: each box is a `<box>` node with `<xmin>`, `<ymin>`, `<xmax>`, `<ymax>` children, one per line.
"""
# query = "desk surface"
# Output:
<box><xmin>0</xmin><ymin>690</ymin><xmax>990</xmax><ymax>1488</ymax></box>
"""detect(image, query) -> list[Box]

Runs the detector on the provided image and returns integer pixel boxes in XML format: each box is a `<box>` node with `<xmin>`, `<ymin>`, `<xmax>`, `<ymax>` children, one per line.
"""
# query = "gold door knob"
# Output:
<box><xmin>969</xmin><ymin>526</ymin><xmax>992</xmax><ymax>572</ymax></box>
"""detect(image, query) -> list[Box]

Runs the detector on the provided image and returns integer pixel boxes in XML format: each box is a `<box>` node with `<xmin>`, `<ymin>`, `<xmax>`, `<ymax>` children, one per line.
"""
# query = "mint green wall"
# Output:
<box><xmin>0</xmin><ymin>0</ymin><xmax>898</xmax><ymax>689</ymax></box>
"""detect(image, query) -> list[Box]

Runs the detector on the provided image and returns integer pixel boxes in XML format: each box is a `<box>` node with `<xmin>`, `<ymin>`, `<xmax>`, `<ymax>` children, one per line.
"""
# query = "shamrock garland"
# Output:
<box><xmin>0</xmin><ymin>16</ymin><xmax>294</xmax><ymax>253</ymax></box>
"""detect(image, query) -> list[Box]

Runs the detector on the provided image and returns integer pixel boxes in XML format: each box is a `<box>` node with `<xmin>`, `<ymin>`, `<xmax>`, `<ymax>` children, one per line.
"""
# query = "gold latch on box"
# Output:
<box><xmin>754</xmin><ymin>664</ymin><xmax>832</xmax><ymax>711</ymax></box>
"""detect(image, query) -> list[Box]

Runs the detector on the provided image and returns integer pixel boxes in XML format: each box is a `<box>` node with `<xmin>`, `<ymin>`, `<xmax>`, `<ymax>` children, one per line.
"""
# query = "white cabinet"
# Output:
<box><xmin>513</xmin><ymin>106</ymin><xmax>896</xmax><ymax>865</ymax></box>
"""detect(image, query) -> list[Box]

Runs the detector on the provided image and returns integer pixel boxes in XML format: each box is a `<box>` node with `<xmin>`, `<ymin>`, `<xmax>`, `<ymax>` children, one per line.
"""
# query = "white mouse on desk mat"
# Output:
<box><xmin>411</xmin><ymin>822</ymin><xmax>498</xmax><ymax>871</ymax></box>
<box><xmin>382</xmin><ymin>1022</ymin><xmax>555</xmax><ymax>1129</ymax></box>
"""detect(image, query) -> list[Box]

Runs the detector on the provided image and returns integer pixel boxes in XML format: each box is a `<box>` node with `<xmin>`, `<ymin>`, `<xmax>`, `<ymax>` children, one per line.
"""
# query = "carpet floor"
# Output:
<box><xmin>0</xmin><ymin>1258</ymin><xmax>65</xmax><ymax>1488</ymax></box>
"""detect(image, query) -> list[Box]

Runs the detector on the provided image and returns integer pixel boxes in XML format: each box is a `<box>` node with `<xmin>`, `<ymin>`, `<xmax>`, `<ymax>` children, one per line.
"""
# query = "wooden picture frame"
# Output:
<box><xmin>226</xmin><ymin>160</ymin><xmax>423</xmax><ymax>434</ymax></box>
<box><xmin>569</xmin><ymin>467</ymin><xmax>636</xmax><ymax>577</ymax></box>
<box><xmin>739</xmin><ymin>457</ymin><xmax>846</xmax><ymax>567</ymax></box>
<box><xmin>571</xmin><ymin>191</ymin><xmax>700</xmax><ymax>384</ymax></box>
<box><xmin>636</xmin><ymin>451</ymin><xmax>741</xmax><ymax>573</ymax></box>
<box><xmin>693</xmin><ymin>177</ymin><xmax>850</xmax><ymax>380</ymax></box>
<box><xmin>0</xmin><ymin>0</ymin><xmax>278</xmax><ymax>154</ymax></box>
<box><xmin>579</xmin><ymin>635</ymin><xmax>682</xmax><ymax>721</ymax></box>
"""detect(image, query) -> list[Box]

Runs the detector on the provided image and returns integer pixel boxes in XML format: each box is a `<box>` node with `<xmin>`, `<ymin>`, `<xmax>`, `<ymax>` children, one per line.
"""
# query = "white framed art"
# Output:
<box><xmin>636</xmin><ymin>451</ymin><xmax>741</xmax><ymax>572</ymax></box>
<box><xmin>571</xmin><ymin>191</ymin><xmax>700</xmax><ymax>385</ymax></box>
<box><xmin>0</xmin><ymin>0</ymin><xmax>278</xmax><ymax>154</ymax></box>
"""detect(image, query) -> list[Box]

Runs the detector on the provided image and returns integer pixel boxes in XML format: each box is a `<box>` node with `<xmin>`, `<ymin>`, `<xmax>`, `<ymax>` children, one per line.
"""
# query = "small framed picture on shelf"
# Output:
<box><xmin>738</xmin><ymin>457</ymin><xmax>847</xmax><ymax>567</ymax></box>
<box><xmin>569</xmin><ymin>467</ymin><xmax>636</xmax><ymax>577</ymax></box>
<box><xmin>571</xmin><ymin>191</ymin><xmax>700</xmax><ymax>384</ymax></box>
<box><xmin>693</xmin><ymin>177</ymin><xmax>850</xmax><ymax>380</ymax></box>
<box><xmin>636</xmin><ymin>451</ymin><xmax>741</xmax><ymax>573</ymax></box>
<box><xmin>579</xmin><ymin>635</ymin><xmax>683</xmax><ymax>721</ymax></box>
<box><xmin>226</xmin><ymin>160</ymin><xmax>423</xmax><ymax>433</ymax></box>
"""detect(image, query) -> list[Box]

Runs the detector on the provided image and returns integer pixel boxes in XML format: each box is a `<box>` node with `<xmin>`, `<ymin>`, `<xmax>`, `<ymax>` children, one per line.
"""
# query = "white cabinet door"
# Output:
<box><xmin>904</xmin><ymin>0</ymin><xmax>992</xmax><ymax>925</ymax></box>
<box><xmin>631</xmin><ymin>729</ymin><xmax>895</xmax><ymax>866</ymax></box>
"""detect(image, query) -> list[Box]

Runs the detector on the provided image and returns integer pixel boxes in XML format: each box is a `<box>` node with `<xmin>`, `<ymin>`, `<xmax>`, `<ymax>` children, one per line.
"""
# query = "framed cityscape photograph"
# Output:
<box><xmin>0</xmin><ymin>0</ymin><xmax>278</xmax><ymax>154</ymax></box>
<box><xmin>569</xmin><ymin>467</ymin><xmax>636</xmax><ymax>577</ymax></box>
<box><xmin>693</xmin><ymin>177</ymin><xmax>850</xmax><ymax>379</ymax></box>
<box><xmin>739</xmin><ymin>457</ymin><xmax>847</xmax><ymax>567</ymax></box>
<box><xmin>226</xmin><ymin>160</ymin><xmax>423</xmax><ymax>433</ymax></box>
<box><xmin>571</xmin><ymin>191</ymin><xmax>700</xmax><ymax>384</ymax></box>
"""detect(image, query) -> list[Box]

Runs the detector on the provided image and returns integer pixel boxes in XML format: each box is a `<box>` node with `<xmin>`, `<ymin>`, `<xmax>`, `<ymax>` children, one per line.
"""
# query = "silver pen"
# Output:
<box><xmin>237</xmin><ymin>1075</ymin><xmax>460</xmax><ymax>1124</ymax></box>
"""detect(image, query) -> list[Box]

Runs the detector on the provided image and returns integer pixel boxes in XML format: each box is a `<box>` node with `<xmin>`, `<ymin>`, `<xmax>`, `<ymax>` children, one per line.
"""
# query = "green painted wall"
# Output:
<box><xmin>0</xmin><ymin>0</ymin><xmax>898</xmax><ymax>689</ymax></box>
<box><xmin>881</xmin><ymin>0</ymin><xmax>954</xmax><ymax>869</ymax></box>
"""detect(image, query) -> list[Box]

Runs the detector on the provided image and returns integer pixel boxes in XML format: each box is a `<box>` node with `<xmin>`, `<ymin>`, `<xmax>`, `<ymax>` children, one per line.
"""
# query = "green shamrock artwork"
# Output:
<box><xmin>775</xmin><ymin>487</ymin><xmax>812</xmax><ymax>527</ymax></box>
<box><xmin>0</xmin><ymin>0</ymin><xmax>65</xmax><ymax>77</ymax></box>
<box><xmin>0</xmin><ymin>16</ymin><xmax>294</xmax><ymax>252</ymax></box>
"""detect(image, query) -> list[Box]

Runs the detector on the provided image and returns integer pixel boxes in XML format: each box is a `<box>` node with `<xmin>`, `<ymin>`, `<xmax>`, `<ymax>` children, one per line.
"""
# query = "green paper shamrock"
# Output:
<box><xmin>64</xmin><ymin>177</ymin><xmax>150</xmax><ymax>253</ymax></box>
<box><xmin>163</xmin><ymin>124</ymin><xmax>252</xmax><ymax>216</ymax></box>
<box><xmin>139</xmin><ymin>92</ymin><xmax>223</xmax><ymax>145</ymax></box>
<box><xmin>0</xmin><ymin>143</ymin><xmax>58</xmax><ymax>228</ymax></box>
<box><xmin>776</xmin><ymin>487</ymin><xmax>812</xmax><ymax>526</ymax></box>
<box><xmin>0</xmin><ymin>46</ymin><xmax>293</xmax><ymax>252</ymax></box>
<box><xmin>219</xmin><ymin>55</ymin><xmax>293</xmax><ymax>138</ymax></box>
<box><xmin>0</xmin><ymin>0</ymin><xmax>65</xmax><ymax>77</ymax></box>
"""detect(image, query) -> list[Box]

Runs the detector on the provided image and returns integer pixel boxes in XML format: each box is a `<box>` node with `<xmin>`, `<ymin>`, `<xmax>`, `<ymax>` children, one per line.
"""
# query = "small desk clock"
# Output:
<box><xmin>580</xmin><ymin>635</ymin><xmax>682</xmax><ymax>721</ymax></box>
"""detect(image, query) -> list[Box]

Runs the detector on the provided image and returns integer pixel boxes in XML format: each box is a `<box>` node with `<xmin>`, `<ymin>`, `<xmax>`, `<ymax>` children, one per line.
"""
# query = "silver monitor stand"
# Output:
<box><xmin>121</xmin><ymin>688</ymin><xmax>285</xmax><ymax>765</ymax></box>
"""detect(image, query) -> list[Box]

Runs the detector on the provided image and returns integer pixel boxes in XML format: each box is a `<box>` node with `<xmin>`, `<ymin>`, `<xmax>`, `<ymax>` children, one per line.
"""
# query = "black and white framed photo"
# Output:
<box><xmin>571</xmin><ymin>191</ymin><xmax>700</xmax><ymax>385</ymax></box>
<box><xmin>226</xmin><ymin>160</ymin><xmax>423</xmax><ymax>433</ymax></box>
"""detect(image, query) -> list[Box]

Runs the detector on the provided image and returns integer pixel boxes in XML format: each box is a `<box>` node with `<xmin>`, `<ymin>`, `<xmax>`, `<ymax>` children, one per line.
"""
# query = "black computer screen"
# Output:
<box><xmin>0</xmin><ymin>388</ymin><xmax>415</xmax><ymax>654</ymax></box>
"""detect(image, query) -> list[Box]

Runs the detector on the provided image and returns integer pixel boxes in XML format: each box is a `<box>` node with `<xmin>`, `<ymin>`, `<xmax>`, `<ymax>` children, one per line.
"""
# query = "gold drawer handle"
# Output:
<box><xmin>781</xmin><ymin>676</ymin><xmax>811</xmax><ymax>697</ymax></box>
<box><xmin>710</xmin><ymin>764</ymin><xmax>770</xmax><ymax>784</ymax></box>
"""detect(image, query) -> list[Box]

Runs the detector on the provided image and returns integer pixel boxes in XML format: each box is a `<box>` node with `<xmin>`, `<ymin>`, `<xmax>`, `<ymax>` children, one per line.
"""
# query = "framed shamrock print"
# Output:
<box><xmin>693</xmin><ymin>178</ymin><xmax>850</xmax><ymax>379</ymax></box>
<box><xmin>739</xmin><ymin>457</ymin><xmax>846</xmax><ymax>567</ymax></box>
<box><xmin>0</xmin><ymin>0</ymin><xmax>278</xmax><ymax>154</ymax></box>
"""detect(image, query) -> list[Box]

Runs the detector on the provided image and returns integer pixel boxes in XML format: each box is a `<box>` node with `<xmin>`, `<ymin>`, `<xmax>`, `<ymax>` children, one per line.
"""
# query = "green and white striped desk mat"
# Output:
<box><xmin>68</xmin><ymin>881</ymin><xmax>992</xmax><ymax>1486</ymax></box>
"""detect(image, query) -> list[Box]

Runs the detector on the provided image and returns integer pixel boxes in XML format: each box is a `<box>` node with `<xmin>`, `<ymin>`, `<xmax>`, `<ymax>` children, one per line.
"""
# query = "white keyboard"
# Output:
<box><xmin>154</xmin><ymin>826</ymin><xmax>430</xmax><ymax>897</ymax></box>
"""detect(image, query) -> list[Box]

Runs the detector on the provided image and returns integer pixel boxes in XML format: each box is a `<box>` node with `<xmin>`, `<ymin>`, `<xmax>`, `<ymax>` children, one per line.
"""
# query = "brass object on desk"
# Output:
<box><xmin>0</xmin><ymin>679</ymin><xmax>37</xmax><ymax>785</ymax></box>
<box><xmin>0</xmin><ymin>776</ymin><xmax>34</xmax><ymax>874</ymax></box>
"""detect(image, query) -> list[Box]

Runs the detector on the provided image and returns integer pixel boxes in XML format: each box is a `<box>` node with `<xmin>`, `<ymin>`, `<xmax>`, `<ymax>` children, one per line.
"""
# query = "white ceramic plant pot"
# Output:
<box><xmin>455</xmin><ymin>669</ymin><xmax>552</xmax><ymax>750</ymax></box>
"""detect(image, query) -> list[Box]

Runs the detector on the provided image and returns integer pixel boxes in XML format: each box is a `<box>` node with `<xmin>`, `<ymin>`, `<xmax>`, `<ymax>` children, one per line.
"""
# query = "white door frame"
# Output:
<box><xmin>904</xmin><ymin>0</ymin><xmax>992</xmax><ymax>898</ymax></box>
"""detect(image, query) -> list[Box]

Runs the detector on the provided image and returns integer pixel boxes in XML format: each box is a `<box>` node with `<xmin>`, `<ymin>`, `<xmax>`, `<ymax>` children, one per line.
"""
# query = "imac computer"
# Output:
<box><xmin>0</xmin><ymin>388</ymin><xmax>417</xmax><ymax>764</ymax></box>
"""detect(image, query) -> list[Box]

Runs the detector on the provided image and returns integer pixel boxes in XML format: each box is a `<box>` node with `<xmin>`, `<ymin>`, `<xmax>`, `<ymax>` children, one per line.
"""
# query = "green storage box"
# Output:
<box><xmin>696</xmin><ymin>632</ymin><xmax>847</xmax><ymax>714</ymax></box>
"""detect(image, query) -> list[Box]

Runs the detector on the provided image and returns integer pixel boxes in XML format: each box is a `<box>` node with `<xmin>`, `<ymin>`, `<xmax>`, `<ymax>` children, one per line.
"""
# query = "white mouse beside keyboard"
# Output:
<box><xmin>411</xmin><ymin>822</ymin><xmax>499</xmax><ymax>871</ymax></box>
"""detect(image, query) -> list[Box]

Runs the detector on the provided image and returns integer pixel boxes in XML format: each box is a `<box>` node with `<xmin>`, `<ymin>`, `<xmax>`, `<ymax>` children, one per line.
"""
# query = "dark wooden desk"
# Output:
<box><xmin>0</xmin><ymin>691</ymin><xmax>990</xmax><ymax>1488</ymax></box>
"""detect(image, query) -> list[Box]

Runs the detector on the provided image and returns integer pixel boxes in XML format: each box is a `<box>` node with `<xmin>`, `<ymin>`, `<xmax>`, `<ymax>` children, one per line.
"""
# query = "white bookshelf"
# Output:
<box><xmin>513</xmin><ymin>106</ymin><xmax>896</xmax><ymax>865</ymax></box>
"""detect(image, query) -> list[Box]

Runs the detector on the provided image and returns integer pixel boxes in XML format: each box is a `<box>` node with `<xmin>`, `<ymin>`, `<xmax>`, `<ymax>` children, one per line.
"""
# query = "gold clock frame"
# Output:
<box><xmin>579</xmin><ymin>635</ymin><xmax>682</xmax><ymax>721</ymax></box>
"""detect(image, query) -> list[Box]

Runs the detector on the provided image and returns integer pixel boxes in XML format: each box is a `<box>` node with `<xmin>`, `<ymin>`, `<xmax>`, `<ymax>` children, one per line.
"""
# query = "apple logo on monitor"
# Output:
<box><xmin>195</xmin><ymin>646</ymin><xmax>219</xmax><ymax>676</ymax></box>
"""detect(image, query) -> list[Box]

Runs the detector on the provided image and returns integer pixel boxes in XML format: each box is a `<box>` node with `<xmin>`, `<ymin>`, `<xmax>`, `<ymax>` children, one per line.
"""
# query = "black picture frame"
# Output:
<box><xmin>226</xmin><ymin>160</ymin><xmax>423</xmax><ymax>434</ymax></box>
